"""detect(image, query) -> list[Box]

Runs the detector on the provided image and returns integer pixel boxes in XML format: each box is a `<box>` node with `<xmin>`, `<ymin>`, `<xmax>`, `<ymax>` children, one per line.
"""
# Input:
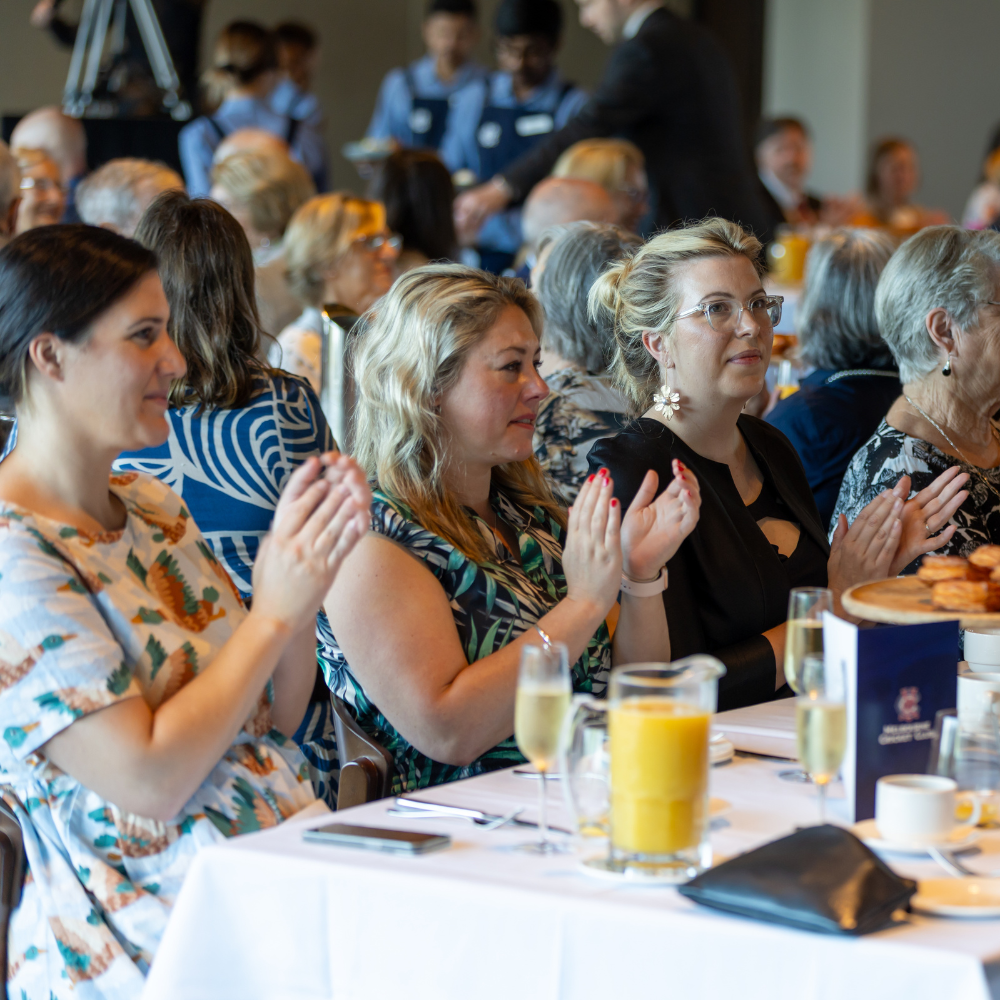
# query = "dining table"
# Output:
<box><xmin>141</xmin><ymin>749</ymin><xmax>1000</xmax><ymax>1000</ymax></box>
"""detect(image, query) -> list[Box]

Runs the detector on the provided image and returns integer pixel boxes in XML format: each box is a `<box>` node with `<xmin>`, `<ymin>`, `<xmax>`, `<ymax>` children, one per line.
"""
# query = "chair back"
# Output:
<box><xmin>330</xmin><ymin>696</ymin><xmax>394</xmax><ymax>810</ymax></box>
<box><xmin>319</xmin><ymin>304</ymin><xmax>360</xmax><ymax>452</ymax></box>
<box><xmin>0</xmin><ymin>793</ymin><xmax>26</xmax><ymax>982</ymax></box>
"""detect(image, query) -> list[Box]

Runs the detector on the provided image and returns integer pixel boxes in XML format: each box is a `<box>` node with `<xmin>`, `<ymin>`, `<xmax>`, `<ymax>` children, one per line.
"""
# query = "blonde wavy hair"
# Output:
<box><xmin>552</xmin><ymin>138</ymin><xmax>645</xmax><ymax>195</ymax></box>
<box><xmin>284</xmin><ymin>193</ymin><xmax>386</xmax><ymax>307</ymax></box>
<box><xmin>353</xmin><ymin>264</ymin><xmax>566</xmax><ymax>563</ymax></box>
<box><xmin>589</xmin><ymin>217</ymin><xmax>765</xmax><ymax>416</ymax></box>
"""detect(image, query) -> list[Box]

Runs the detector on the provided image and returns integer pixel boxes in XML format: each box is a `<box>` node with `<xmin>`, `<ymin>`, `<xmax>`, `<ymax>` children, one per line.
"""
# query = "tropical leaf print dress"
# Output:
<box><xmin>317</xmin><ymin>489</ymin><xmax>611</xmax><ymax>794</ymax></box>
<box><xmin>0</xmin><ymin>472</ymin><xmax>315</xmax><ymax>999</ymax></box>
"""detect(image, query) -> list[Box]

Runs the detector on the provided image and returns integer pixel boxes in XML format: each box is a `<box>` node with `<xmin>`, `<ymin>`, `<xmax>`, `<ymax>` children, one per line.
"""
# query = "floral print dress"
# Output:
<box><xmin>0</xmin><ymin>472</ymin><xmax>315</xmax><ymax>999</ymax></box>
<box><xmin>832</xmin><ymin>419</ymin><xmax>1000</xmax><ymax>572</ymax></box>
<box><xmin>317</xmin><ymin>489</ymin><xmax>612</xmax><ymax>794</ymax></box>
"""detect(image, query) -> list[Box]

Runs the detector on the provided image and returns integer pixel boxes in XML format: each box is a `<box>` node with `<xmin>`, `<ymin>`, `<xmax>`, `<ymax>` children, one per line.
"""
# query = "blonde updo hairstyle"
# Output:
<box><xmin>589</xmin><ymin>217</ymin><xmax>765</xmax><ymax>416</ymax></box>
<box><xmin>353</xmin><ymin>263</ymin><xmax>565</xmax><ymax>563</ymax></box>
<box><xmin>284</xmin><ymin>193</ymin><xmax>386</xmax><ymax>307</ymax></box>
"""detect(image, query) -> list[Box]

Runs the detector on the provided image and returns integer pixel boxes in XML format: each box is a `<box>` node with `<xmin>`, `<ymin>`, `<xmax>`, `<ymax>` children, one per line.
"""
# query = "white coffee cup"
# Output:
<box><xmin>958</xmin><ymin>672</ymin><xmax>1000</xmax><ymax>735</ymax></box>
<box><xmin>964</xmin><ymin>629</ymin><xmax>1000</xmax><ymax>673</ymax></box>
<box><xmin>875</xmin><ymin>774</ymin><xmax>981</xmax><ymax>846</ymax></box>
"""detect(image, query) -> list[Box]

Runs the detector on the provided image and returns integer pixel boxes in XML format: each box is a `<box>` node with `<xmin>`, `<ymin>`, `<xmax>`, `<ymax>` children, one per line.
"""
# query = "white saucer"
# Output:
<box><xmin>710</xmin><ymin>734</ymin><xmax>735</xmax><ymax>766</ymax></box>
<box><xmin>852</xmin><ymin>818</ymin><xmax>980</xmax><ymax>856</ymax></box>
<box><xmin>911</xmin><ymin>878</ymin><xmax>1000</xmax><ymax>918</ymax></box>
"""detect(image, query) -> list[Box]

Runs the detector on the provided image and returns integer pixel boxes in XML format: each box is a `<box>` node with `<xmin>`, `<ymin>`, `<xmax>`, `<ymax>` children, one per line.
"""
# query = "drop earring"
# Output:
<box><xmin>653</xmin><ymin>380</ymin><xmax>680</xmax><ymax>420</ymax></box>
<box><xmin>942</xmin><ymin>354</ymin><xmax>952</xmax><ymax>377</ymax></box>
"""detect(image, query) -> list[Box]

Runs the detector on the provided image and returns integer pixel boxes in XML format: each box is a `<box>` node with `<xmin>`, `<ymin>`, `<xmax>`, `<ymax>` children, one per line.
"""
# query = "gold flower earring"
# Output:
<box><xmin>653</xmin><ymin>379</ymin><xmax>680</xmax><ymax>420</ymax></box>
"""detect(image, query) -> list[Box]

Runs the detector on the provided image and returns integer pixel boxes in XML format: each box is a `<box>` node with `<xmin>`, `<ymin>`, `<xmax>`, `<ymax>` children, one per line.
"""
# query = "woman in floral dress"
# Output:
<box><xmin>322</xmin><ymin>264</ymin><xmax>702</xmax><ymax>793</ymax></box>
<box><xmin>0</xmin><ymin>225</ymin><xmax>370</xmax><ymax>998</ymax></box>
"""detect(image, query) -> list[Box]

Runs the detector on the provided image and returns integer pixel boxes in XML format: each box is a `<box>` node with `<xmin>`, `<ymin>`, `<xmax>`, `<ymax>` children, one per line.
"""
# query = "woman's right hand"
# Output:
<box><xmin>562</xmin><ymin>472</ymin><xmax>623</xmax><ymax>617</ymax></box>
<box><xmin>251</xmin><ymin>453</ymin><xmax>371</xmax><ymax>633</ymax></box>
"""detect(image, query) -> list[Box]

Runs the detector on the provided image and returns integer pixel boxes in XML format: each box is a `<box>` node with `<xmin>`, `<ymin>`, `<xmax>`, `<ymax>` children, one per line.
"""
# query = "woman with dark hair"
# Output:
<box><xmin>765</xmin><ymin>228</ymin><xmax>902</xmax><ymax>526</ymax></box>
<box><xmin>369</xmin><ymin>148</ymin><xmax>458</xmax><ymax>272</ymax></box>
<box><xmin>115</xmin><ymin>190</ymin><xmax>342</xmax><ymax>803</ymax></box>
<box><xmin>0</xmin><ymin>225</ymin><xmax>369</xmax><ymax>997</ymax></box>
<box><xmin>850</xmin><ymin>137</ymin><xmax>948</xmax><ymax>235</ymax></box>
<box><xmin>178</xmin><ymin>20</ymin><xmax>326</xmax><ymax>196</ymax></box>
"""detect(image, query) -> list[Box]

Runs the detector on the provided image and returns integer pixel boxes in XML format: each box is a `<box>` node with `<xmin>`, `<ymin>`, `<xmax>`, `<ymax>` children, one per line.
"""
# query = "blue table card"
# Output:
<box><xmin>823</xmin><ymin>613</ymin><xmax>959</xmax><ymax>823</ymax></box>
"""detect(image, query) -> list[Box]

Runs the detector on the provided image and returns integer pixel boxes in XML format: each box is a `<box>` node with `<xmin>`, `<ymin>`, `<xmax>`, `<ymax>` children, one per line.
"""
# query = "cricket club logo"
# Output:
<box><xmin>895</xmin><ymin>686</ymin><xmax>921</xmax><ymax>723</ymax></box>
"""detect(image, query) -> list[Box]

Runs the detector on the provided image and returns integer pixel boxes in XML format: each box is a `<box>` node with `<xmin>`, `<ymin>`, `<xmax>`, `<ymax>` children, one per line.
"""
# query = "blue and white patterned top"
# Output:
<box><xmin>114</xmin><ymin>374</ymin><xmax>333</xmax><ymax>601</ymax></box>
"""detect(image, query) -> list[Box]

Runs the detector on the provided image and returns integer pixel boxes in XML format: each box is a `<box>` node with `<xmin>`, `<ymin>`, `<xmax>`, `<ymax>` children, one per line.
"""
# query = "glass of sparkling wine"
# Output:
<box><xmin>515</xmin><ymin>641</ymin><xmax>572</xmax><ymax>854</ymax></box>
<box><xmin>780</xmin><ymin>587</ymin><xmax>833</xmax><ymax>782</ymax></box>
<box><xmin>796</xmin><ymin>652</ymin><xmax>847</xmax><ymax>823</ymax></box>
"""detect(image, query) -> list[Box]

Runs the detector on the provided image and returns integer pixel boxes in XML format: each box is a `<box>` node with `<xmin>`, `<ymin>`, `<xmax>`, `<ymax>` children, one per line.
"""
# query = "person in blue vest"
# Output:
<box><xmin>179</xmin><ymin>21</ymin><xmax>326</xmax><ymax>197</ymax></box>
<box><xmin>440</xmin><ymin>0</ymin><xmax>589</xmax><ymax>273</ymax></box>
<box><xmin>367</xmin><ymin>0</ymin><xmax>486</xmax><ymax>153</ymax></box>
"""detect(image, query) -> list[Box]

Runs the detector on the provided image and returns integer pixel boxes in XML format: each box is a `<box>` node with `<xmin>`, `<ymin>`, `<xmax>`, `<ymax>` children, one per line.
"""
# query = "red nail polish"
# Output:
<box><xmin>587</xmin><ymin>474</ymin><xmax>595</xmax><ymax>482</ymax></box>
<box><xmin>598</xmin><ymin>467</ymin><xmax>608</xmax><ymax>475</ymax></box>
<box><xmin>602</xmin><ymin>477</ymin><xmax>610</xmax><ymax>486</ymax></box>
<box><xmin>611</xmin><ymin>498</ymin><xmax>619</xmax><ymax>508</ymax></box>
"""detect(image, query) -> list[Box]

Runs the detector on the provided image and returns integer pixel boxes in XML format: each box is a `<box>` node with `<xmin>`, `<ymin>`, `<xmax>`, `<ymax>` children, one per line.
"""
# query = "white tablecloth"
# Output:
<box><xmin>143</xmin><ymin>756</ymin><xmax>1000</xmax><ymax>1000</ymax></box>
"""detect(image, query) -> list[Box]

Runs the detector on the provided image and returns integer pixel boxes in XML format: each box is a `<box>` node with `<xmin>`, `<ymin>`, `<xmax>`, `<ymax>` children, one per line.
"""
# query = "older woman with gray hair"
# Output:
<box><xmin>832</xmin><ymin>225</ymin><xmax>1000</xmax><ymax>566</ymax></box>
<box><xmin>766</xmin><ymin>229</ymin><xmax>901</xmax><ymax>525</ymax></box>
<box><xmin>532</xmin><ymin>220</ymin><xmax>642</xmax><ymax>499</ymax></box>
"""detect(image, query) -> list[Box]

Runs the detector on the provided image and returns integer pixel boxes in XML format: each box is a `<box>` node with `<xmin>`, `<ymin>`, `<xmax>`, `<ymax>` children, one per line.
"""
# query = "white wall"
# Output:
<box><xmin>762</xmin><ymin>0</ymin><xmax>871</xmax><ymax>196</ymax></box>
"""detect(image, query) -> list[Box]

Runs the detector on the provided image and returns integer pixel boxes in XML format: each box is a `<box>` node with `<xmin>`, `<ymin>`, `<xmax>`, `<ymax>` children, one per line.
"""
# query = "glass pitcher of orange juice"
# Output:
<box><xmin>560</xmin><ymin>657</ymin><xmax>725</xmax><ymax>881</ymax></box>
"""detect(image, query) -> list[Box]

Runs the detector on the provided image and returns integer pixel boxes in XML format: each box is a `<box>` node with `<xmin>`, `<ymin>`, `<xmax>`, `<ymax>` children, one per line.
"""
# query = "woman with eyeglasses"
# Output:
<box><xmin>275</xmin><ymin>193</ymin><xmax>400</xmax><ymax>393</ymax></box>
<box><xmin>13</xmin><ymin>147</ymin><xmax>65</xmax><ymax>233</ymax></box>
<box><xmin>589</xmin><ymin>218</ymin><xmax>962</xmax><ymax>710</ymax></box>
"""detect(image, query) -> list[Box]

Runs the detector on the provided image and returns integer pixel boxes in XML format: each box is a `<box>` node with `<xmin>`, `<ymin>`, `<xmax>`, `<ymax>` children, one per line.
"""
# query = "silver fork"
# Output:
<box><xmin>928</xmin><ymin>846</ymin><xmax>1000</xmax><ymax>878</ymax></box>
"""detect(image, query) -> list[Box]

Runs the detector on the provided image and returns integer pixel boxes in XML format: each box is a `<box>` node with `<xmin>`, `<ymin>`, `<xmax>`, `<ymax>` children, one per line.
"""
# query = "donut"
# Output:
<box><xmin>969</xmin><ymin>545</ymin><xmax>1000</xmax><ymax>578</ymax></box>
<box><xmin>917</xmin><ymin>555</ymin><xmax>971</xmax><ymax>585</ymax></box>
<box><xmin>931</xmin><ymin>580</ymin><xmax>1000</xmax><ymax>613</ymax></box>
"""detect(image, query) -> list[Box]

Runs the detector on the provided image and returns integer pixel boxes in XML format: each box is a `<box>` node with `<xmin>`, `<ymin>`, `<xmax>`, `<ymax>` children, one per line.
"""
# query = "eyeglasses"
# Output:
<box><xmin>676</xmin><ymin>294</ymin><xmax>784</xmax><ymax>333</ymax></box>
<box><xmin>20</xmin><ymin>177</ymin><xmax>62</xmax><ymax>194</ymax></box>
<box><xmin>356</xmin><ymin>232</ymin><xmax>402</xmax><ymax>254</ymax></box>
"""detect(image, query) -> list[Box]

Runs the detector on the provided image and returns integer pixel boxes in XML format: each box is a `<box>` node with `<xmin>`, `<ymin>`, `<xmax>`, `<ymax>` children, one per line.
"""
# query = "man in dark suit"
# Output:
<box><xmin>754</xmin><ymin>117</ymin><xmax>824</xmax><ymax>235</ymax></box>
<box><xmin>455</xmin><ymin>0</ymin><xmax>770</xmax><ymax>242</ymax></box>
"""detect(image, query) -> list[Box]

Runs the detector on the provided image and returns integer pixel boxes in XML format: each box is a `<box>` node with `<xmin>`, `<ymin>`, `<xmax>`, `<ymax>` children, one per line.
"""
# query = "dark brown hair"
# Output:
<box><xmin>866</xmin><ymin>137</ymin><xmax>913</xmax><ymax>197</ymax></box>
<box><xmin>133</xmin><ymin>190</ymin><xmax>271</xmax><ymax>410</ymax></box>
<box><xmin>0</xmin><ymin>225</ymin><xmax>156</xmax><ymax>404</ymax></box>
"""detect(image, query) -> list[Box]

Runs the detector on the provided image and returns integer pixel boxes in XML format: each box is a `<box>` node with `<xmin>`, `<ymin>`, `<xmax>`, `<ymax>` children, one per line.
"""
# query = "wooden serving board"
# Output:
<box><xmin>842</xmin><ymin>575</ymin><xmax>1000</xmax><ymax>629</ymax></box>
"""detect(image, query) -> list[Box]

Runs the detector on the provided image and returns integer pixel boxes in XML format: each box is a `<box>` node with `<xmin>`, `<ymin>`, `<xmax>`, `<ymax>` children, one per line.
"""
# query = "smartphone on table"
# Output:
<box><xmin>303</xmin><ymin>823</ymin><xmax>451</xmax><ymax>855</ymax></box>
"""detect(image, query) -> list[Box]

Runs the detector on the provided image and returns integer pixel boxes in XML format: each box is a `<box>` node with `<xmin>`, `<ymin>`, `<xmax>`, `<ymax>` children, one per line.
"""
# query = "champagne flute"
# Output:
<box><xmin>779</xmin><ymin>587</ymin><xmax>832</xmax><ymax>782</ymax></box>
<box><xmin>796</xmin><ymin>652</ymin><xmax>847</xmax><ymax>823</ymax></box>
<box><xmin>515</xmin><ymin>641</ymin><xmax>571</xmax><ymax>854</ymax></box>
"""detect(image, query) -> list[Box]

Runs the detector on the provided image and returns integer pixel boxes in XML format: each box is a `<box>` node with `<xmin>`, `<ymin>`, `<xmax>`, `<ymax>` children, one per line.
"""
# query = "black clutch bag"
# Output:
<box><xmin>678</xmin><ymin>824</ymin><xmax>916</xmax><ymax>935</ymax></box>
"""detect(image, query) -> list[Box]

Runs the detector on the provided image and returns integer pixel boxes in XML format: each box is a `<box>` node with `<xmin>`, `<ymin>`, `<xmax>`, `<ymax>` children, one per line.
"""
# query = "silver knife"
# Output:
<box><xmin>393</xmin><ymin>796</ymin><xmax>573</xmax><ymax>835</ymax></box>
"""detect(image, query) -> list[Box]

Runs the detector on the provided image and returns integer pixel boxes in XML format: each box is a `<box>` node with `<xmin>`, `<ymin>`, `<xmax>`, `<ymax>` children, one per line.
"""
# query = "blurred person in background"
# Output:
<box><xmin>765</xmin><ymin>229</ymin><xmax>900</xmax><ymax>526</ymax></box>
<box><xmin>441</xmin><ymin>0</ymin><xmax>589</xmax><ymax>272</ymax></box>
<box><xmin>962</xmin><ymin>147</ymin><xmax>1000</xmax><ymax>230</ymax></box>
<box><xmin>179</xmin><ymin>21</ymin><xmax>326</xmax><ymax>197</ymax></box>
<box><xmin>270</xmin><ymin>22</ymin><xmax>323</xmax><ymax>128</ymax></box>
<box><xmin>367</xmin><ymin>0</ymin><xmax>486</xmax><ymax>153</ymax></box>
<box><xmin>211</xmin><ymin>149</ymin><xmax>316</xmax><ymax>338</ymax></box>
<box><xmin>13</xmin><ymin>148</ymin><xmax>64</xmax><ymax>233</ymax></box>
<box><xmin>532</xmin><ymin>221</ymin><xmax>641</xmax><ymax>499</ymax></box>
<box><xmin>10</xmin><ymin>106</ymin><xmax>87</xmax><ymax>222</ymax></box>
<box><xmin>455</xmin><ymin>0</ymin><xmax>770</xmax><ymax>256</ymax></box>
<box><xmin>516</xmin><ymin>176</ymin><xmax>616</xmax><ymax>282</ymax></box>
<box><xmin>0</xmin><ymin>142</ymin><xmax>20</xmax><ymax>249</ymax></box>
<box><xmin>754</xmin><ymin>117</ymin><xmax>824</xmax><ymax>232</ymax></box>
<box><xmin>75</xmin><ymin>158</ymin><xmax>184</xmax><ymax>237</ymax></box>
<box><xmin>851</xmin><ymin>137</ymin><xmax>948</xmax><ymax>235</ymax></box>
<box><xmin>369</xmin><ymin>148</ymin><xmax>458</xmax><ymax>273</ymax></box>
<box><xmin>276</xmin><ymin>194</ymin><xmax>399</xmax><ymax>391</ymax></box>
<box><xmin>212</xmin><ymin>126</ymin><xmax>290</xmax><ymax>164</ymax></box>
<box><xmin>551</xmin><ymin>137</ymin><xmax>649</xmax><ymax>233</ymax></box>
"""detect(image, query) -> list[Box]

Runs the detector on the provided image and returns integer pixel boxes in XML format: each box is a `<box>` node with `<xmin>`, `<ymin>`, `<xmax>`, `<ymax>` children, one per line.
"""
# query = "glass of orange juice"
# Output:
<box><xmin>561</xmin><ymin>656</ymin><xmax>725</xmax><ymax>881</ymax></box>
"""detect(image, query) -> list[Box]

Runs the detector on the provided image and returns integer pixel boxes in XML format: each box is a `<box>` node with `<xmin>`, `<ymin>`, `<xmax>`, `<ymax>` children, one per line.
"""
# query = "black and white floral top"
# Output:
<box><xmin>533</xmin><ymin>369</ymin><xmax>630</xmax><ymax>501</ymax></box>
<box><xmin>832</xmin><ymin>419</ymin><xmax>1000</xmax><ymax>572</ymax></box>
<box><xmin>318</xmin><ymin>488</ymin><xmax>612</xmax><ymax>793</ymax></box>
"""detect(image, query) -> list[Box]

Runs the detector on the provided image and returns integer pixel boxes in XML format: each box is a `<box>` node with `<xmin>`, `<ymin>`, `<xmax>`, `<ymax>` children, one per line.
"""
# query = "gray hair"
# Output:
<box><xmin>535</xmin><ymin>221</ymin><xmax>643</xmax><ymax>372</ymax></box>
<box><xmin>76</xmin><ymin>158</ymin><xmax>184</xmax><ymax>237</ymax></box>
<box><xmin>796</xmin><ymin>228</ymin><xmax>896</xmax><ymax>370</ymax></box>
<box><xmin>0</xmin><ymin>141</ymin><xmax>20</xmax><ymax>220</ymax></box>
<box><xmin>875</xmin><ymin>226</ymin><xmax>1000</xmax><ymax>383</ymax></box>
